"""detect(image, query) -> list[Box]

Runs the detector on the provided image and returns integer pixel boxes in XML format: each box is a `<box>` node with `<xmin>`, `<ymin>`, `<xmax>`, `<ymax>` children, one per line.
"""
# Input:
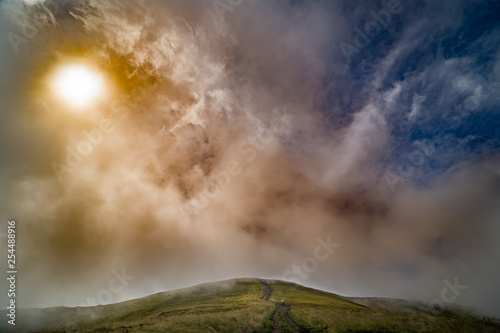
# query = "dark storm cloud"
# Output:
<box><xmin>0</xmin><ymin>0</ymin><xmax>499</xmax><ymax>317</ymax></box>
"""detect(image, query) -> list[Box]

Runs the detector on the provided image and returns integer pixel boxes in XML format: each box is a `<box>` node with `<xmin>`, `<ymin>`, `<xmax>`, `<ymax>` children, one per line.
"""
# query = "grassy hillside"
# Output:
<box><xmin>267</xmin><ymin>281</ymin><xmax>499</xmax><ymax>332</ymax></box>
<box><xmin>2</xmin><ymin>278</ymin><xmax>499</xmax><ymax>333</ymax></box>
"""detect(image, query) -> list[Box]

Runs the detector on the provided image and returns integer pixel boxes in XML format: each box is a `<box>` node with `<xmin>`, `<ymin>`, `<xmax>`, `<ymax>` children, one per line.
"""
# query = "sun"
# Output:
<box><xmin>51</xmin><ymin>64</ymin><xmax>105</xmax><ymax>108</ymax></box>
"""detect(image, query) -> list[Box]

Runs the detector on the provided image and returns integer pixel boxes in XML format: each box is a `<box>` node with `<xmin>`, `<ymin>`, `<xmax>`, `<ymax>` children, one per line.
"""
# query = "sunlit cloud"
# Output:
<box><xmin>0</xmin><ymin>0</ymin><xmax>499</xmax><ymax>319</ymax></box>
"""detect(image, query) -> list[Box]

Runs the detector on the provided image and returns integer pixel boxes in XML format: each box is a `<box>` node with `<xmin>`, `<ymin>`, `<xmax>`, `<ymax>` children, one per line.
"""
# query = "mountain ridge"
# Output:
<box><xmin>1</xmin><ymin>278</ymin><xmax>499</xmax><ymax>332</ymax></box>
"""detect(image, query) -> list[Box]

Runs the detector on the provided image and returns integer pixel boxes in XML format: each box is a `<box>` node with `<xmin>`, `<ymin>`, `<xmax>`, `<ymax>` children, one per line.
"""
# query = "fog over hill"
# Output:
<box><xmin>1</xmin><ymin>279</ymin><xmax>499</xmax><ymax>332</ymax></box>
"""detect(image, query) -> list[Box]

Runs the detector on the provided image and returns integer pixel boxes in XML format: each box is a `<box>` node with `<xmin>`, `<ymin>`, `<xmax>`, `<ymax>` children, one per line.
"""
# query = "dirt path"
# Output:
<box><xmin>258</xmin><ymin>280</ymin><xmax>310</xmax><ymax>333</ymax></box>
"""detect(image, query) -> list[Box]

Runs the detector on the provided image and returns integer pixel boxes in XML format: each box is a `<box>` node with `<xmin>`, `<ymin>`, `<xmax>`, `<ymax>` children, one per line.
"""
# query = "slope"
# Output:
<box><xmin>1</xmin><ymin>278</ymin><xmax>499</xmax><ymax>333</ymax></box>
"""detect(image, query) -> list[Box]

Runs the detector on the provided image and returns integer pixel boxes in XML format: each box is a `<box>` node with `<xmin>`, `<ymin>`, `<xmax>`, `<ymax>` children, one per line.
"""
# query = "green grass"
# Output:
<box><xmin>2</xmin><ymin>278</ymin><xmax>497</xmax><ymax>333</ymax></box>
<box><xmin>267</xmin><ymin>280</ymin><xmax>498</xmax><ymax>333</ymax></box>
<box><xmin>52</xmin><ymin>280</ymin><xmax>275</xmax><ymax>333</ymax></box>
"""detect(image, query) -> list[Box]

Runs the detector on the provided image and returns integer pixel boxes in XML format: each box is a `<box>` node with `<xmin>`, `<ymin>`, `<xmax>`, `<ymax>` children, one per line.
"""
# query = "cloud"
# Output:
<box><xmin>0</xmin><ymin>0</ymin><xmax>499</xmax><ymax>318</ymax></box>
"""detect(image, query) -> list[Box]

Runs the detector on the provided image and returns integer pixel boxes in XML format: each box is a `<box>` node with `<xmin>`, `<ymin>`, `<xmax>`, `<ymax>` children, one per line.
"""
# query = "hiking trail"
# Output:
<box><xmin>258</xmin><ymin>279</ymin><xmax>310</xmax><ymax>333</ymax></box>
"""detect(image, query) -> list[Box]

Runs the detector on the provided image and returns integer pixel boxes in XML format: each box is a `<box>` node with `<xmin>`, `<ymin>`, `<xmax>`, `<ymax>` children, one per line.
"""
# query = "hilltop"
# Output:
<box><xmin>1</xmin><ymin>278</ymin><xmax>499</xmax><ymax>332</ymax></box>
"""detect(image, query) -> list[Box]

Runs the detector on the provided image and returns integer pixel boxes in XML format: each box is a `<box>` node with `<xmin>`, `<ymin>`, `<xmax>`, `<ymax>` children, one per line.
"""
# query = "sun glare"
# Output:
<box><xmin>51</xmin><ymin>64</ymin><xmax>104</xmax><ymax>108</ymax></box>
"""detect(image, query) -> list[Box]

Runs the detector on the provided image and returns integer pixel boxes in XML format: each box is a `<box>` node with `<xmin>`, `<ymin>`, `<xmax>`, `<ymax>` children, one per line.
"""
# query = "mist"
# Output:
<box><xmin>1</xmin><ymin>0</ymin><xmax>499</xmax><ymax>317</ymax></box>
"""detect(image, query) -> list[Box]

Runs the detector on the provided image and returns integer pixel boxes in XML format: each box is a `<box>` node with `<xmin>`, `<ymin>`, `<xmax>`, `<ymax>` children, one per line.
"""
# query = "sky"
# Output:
<box><xmin>0</xmin><ymin>0</ymin><xmax>500</xmax><ymax>318</ymax></box>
